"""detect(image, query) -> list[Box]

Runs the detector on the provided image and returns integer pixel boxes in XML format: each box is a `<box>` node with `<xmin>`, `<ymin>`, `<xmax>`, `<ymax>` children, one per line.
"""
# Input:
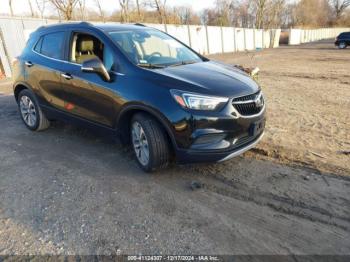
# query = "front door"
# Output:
<box><xmin>60</xmin><ymin>31</ymin><xmax>122</xmax><ymax>127</ymax></box>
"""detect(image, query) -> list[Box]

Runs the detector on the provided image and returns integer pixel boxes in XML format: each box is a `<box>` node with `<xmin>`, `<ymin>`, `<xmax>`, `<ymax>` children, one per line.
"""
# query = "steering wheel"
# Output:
<box><xmin>148</xmin><ymin>52</ymin><xmax>162</xmax><ymax>62</ymax></box>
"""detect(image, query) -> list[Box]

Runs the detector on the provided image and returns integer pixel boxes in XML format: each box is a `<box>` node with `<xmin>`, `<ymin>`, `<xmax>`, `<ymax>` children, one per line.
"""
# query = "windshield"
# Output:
<box><xmin>108</xmin><ymin>29</ymin><xmax>203</xmax><ymax>68</ymax></box>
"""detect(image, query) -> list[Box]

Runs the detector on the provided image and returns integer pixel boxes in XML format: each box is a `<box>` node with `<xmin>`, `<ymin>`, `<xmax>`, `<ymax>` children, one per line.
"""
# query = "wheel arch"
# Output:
<box><xmin>13</xmin><ymin>82</ymin><xmax>34</xmax><ymax>101</ymax></box>
<box><xmin>116</xmin><ymin>104</ymin><xmax>178</xmax><ymax>154</ymax></box>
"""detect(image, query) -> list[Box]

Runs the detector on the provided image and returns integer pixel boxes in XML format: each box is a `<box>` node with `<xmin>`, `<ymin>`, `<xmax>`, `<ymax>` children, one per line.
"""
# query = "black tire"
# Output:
<box><xmin>17</xmin><ymin>89</ymin><xmax>50</xmax><ymax>131</ymax></box>
<box><xmin>130</xmin><ymin>113</ymin><xmax>170</xmax><ymax>172</ymax></box>
<box><xmin>338</xmin><ymin>41</ymin><xmax>347</xmax><ymax>49</ymax></box>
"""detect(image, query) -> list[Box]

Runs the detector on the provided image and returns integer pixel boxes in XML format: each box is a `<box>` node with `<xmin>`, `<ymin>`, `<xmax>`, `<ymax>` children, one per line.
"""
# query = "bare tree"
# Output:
<box><xmin>215</xmin><ymin>0</ymin><xmax>233</xmax><ymax>26</ymax></box>
<box><xmin>254</xmin><ymin>0</ymin><xmax>268</xmax><ymax>28</ymax></box>
<box><xmin>135</xmin><ymin>0</ymin><xmax>143</xmax><ymax>21</ymax></box>
<box><xmin>200</xmin><ymin>9</ymin><xmax>210</xmax><ymax>25</ymax></box>
<box><xmin>77</xmin><ymin>0</ymin><xmax>86</xmax><ymax>20</ymax></box>
<box><xmin>265</xmin><ymin>0</ymin><xmax>286</xmax><ymax>28</ymax></box>
<box><xmin>95</xmin><ymin>0</ymin><xmax>105</xmax><ymax>22</ymax></box>
<box><xmin>330</xmin><ymin>0</ymin><xmax>350</xmax><ymax>19</ymax></box>
<box><xmin>49</xmin><ymin>0</ymin><xmax>79</xmax><ymax>20</ymax></box>
<box><xmin>148</xmin><ymin>0</ymin><xmax>167</xmax><ymax>23</ymax></box>
<box><xmin>119</xmin><ymin>0</ymin><xmax>130</xmax><ymax>22</ymax></box>
<box><xmin>35</xmin><ymin>0</ymin><xmax>47</xmax><ymax>18</ymax></box>
<box><xmin>294</xmin><ymin>0</ymin><xmax>332</xmax><ymax>27</ymax></box>
<box><xmin>176</xmin><ymin>6</ymin><xmax>192</xmax><ymax>24</ymax></box>
<box><xmin>28</xmin><ymin>0</ymin><xmax>36</xmax><ymax>17</ymax></box>
<box><xmin>9</xmin><ymin>0</ymin><xmax>14</xmax><ymax>16</ymax></box>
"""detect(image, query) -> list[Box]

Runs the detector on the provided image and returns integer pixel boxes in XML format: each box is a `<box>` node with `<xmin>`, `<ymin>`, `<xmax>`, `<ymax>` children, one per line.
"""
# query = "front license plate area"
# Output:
<box><xmin>250</xmin><ymin>119</ymin><xmax>265</xmax><ymax>136</ymax></box>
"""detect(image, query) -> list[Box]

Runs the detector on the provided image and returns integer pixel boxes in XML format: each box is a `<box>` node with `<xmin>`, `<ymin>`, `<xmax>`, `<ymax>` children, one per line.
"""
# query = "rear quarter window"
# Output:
<box><xmin>35</xmin><ymin>31</ymin><xmax>65</xmax><ymax>60</ymax></box>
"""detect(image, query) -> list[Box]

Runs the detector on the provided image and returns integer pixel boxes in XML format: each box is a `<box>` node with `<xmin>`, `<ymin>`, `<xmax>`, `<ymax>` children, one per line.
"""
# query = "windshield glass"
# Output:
<box><xmin>108</xmin><ymin>29</ymin><xmax>202</xmax><ymax>67</ymax></box>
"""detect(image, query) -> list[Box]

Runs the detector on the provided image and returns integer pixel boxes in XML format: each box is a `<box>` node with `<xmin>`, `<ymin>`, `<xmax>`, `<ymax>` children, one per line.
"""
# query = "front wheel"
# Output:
<box><xmin>130</xmin><ymin>113</ymin><xmax>170</xmax><ymax>172</ymax></box>
<box><xmin>338</xmin><ymin>41</ymin><xmax>347</xmax><ymax>49</ymax></box>
<box><xmin>17</xmin><ymin>89</ymin><xmax>50</xmax><ymax>131</ymax></box>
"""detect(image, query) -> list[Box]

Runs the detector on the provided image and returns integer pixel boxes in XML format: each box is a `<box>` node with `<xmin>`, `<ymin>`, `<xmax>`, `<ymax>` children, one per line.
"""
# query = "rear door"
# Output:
<box><xmin>24</xmin><ymin>31</ymin><xmax>68</xmax><ymax>111</ymax></box>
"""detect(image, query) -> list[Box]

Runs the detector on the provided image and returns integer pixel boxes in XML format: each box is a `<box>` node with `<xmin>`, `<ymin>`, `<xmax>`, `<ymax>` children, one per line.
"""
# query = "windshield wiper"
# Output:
<box><xmin>137</xmin><ymin>63</ymin><xmax>166</xmax><ymax>69</ymax></box>
<box><xmin>168</xmin><ymin>60</ymin><xmax>198</xmax><ymax>67</ymax></box>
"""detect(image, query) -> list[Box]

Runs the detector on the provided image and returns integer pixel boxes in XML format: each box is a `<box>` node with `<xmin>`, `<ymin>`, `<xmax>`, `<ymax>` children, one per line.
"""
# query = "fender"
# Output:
<box><xmin>13</xmin><ymin>81</ymin><xmax>35</xmax><ymax>101</ymax></box>
<box><xmin>116</xmin><ymin>103</ymin><xmax>179</xmax><ymax>151</ymax></box>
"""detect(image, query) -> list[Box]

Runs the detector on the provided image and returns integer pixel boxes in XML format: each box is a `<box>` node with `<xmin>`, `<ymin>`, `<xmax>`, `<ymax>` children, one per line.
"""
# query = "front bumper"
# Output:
<box><xmin>176</xmin><ymin>131</ymin><xmax>264</xmax><ymax>163</ymax></box>
<box><xmin>170</xmin><ymin>90</ymin><xmax>266</xmax><ymax>164</ymax></box>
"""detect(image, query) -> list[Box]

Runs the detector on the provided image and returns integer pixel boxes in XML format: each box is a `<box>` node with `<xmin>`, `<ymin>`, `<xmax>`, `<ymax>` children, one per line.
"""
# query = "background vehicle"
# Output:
<box><xmin>335</xmin><ymin>32</ymin><xmax>350</xmax><ymax>49</ymax></box>
<box><xmin>12</xmin><ymin>22</ymin><xmax>265</xmax><ymax>172</ymax></box>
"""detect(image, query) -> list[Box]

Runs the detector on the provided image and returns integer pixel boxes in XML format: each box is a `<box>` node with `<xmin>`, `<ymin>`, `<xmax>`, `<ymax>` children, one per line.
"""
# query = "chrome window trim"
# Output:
<box><xmin>31</xmin><ymin>38</ymin><xmax>125</xmax><ymax>76</ymax></box>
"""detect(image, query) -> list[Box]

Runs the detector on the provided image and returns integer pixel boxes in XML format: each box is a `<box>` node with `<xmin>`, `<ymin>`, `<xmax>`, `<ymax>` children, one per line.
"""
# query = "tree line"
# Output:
<box><xmin>6</xmin><ymin>0</ymin><xmax>350</xmax><ymax>28</ymax></box>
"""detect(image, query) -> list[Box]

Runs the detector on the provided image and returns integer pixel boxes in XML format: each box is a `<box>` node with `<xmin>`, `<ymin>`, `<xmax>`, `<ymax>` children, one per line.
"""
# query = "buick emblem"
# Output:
<box><xmin>254</xmin><ymin>95</ymin><xmax>264</xmax><ymax>108</ymax></box>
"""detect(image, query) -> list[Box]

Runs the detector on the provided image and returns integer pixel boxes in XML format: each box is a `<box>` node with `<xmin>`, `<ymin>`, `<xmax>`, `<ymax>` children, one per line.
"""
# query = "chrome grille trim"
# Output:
<box><xmin>231</xmin><ymin>91</ymin><xmax>265</xmax><ymax>117</ymax></box>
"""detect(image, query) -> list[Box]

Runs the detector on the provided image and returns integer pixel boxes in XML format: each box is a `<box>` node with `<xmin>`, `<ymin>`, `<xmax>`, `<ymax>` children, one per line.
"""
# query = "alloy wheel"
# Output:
<box><xmin>131</xmin><ymin>121</ymin><xmax>150</xmax><ymax>166</ymax></box>
<box><xmin>20</xmin><ymin>95</ymin><xmax>37</xmax><ymax>127</ymax></box>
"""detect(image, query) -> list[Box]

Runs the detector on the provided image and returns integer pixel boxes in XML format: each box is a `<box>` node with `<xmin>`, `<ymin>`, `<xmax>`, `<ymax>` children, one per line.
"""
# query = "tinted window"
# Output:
<box><xmin>109</xmin><ymin>29</ymin><xmax>202</xmax><ymax>67</ymax></box>
<box><xmin>34</xmin><ymin>37</ymin><xmax>43</xmax><ymax>53</ymax></box>
<box><xmin>39</xmin><ymin>32</ymin><xmax>65</xmax><ymax>59</ymax></box>
<box><xmin>70</xmin><ymin>32</ymin><xmax>115</xmax><ymax>70</ymax></box>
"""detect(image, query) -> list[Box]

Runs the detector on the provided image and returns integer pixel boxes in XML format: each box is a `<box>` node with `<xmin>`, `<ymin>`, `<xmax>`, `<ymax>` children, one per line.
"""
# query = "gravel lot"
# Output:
<box><xmin>0</xmin><ymin>40</ymin><xmax>349</xmax><ymax>255</ymax></box>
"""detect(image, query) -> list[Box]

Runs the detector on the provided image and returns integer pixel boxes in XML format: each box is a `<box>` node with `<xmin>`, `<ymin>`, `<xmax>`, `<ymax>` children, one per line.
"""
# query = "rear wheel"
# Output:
<box><xmin>130</xmin><ymin>113</ymin><xmax>169</xmax><ymax>172</ymax></box>
<box><xmin>338</xmin><ymin>41</ymin><xmax>347</xmax><ymax>49</ymax></box>
<box><xmin>17</xmin><ymin>89</ymin><xmax>50</xmax><ymax>131</ymax></box>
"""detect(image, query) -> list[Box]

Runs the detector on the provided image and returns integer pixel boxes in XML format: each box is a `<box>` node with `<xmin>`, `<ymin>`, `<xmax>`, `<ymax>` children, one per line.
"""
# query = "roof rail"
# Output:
<box><xmin>134</xmin><ymin>23</ymin><xmax>146</xmax><ymax>27</ymax></box>
<box><xmin>79</xmin><ymin>21</ymin><xmax>93</xmax><ymax>26</ymax></box>
<box><xmin>37</xmin><ymin>25</ymin><xmax>46</xmax><ymax>31</ymax></box>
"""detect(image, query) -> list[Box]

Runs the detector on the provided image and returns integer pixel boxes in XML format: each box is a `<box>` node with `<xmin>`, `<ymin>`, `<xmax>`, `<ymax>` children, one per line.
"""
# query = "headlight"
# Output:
<box><xmin>170</xmin><ymin>90</ymin><xmax>228</xmax><ymax>111</ymax></box>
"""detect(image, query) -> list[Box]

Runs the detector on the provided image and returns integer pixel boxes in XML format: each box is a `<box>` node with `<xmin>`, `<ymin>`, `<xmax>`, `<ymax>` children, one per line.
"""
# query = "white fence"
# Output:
<box><xmin>288</xmin><ymin>28</ymin><xmax>350</xmax><ymax>45</ymax></box>
<box><xmin>1</xmin><ymin>17</ymin><xmax>349</xmax><ymax>78</ymax></box>
<box><xmin>0</xmin><ymin>16</ymin><xmax>281</xmax><ymax>77</ymax></box>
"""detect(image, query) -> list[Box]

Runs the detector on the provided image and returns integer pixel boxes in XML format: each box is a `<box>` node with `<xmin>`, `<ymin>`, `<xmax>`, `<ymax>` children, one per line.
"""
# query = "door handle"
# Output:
<box><xmin>25</xmin><ymin>61</ymin><xmax>33</xmax><ymax>67</ymax></box>
<box><xmin>61</xmin><ymin>73</ymin><xmax>73</xmax><ymax>80</ymax></box>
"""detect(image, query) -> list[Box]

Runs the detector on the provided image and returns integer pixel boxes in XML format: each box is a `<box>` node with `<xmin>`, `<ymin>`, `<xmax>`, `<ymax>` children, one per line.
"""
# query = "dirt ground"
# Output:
<box><xmin>0</xmin><ymin>40</ymin><xmax>349</xmax><ymax>256</ymax></box>
<box><xmin>211</xmin><ymin>39</ymin><xmax>350</xmax><ymax>177</ymax></box>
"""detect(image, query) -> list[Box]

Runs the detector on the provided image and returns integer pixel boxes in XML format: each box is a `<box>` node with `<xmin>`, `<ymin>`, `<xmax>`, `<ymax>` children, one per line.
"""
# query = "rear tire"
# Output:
<box><xmin>17</xmin><ymin>89</ymin><xmax>50</xmax><ymax>131</ymax></box>
<box><xmin>338</xmin><ymin>41</ymin><xmax>347</xmax><ymax>49</ymax></box>
<box><xmin>130</xmin><ymin>113</ymin><xmax>169</xmax><ymax>172</ymax></box>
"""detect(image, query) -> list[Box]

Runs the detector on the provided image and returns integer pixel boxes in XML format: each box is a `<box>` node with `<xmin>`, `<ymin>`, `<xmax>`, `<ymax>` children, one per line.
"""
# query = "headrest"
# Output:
<box><xmin>78</xmin><ymin>37</ymin><xmax>94</xmax><ymax>52</ymax></box>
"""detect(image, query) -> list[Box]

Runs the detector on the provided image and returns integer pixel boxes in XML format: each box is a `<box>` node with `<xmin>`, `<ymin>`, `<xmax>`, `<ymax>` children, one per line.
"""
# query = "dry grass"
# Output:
<box><xmin>210</xmin><ymin>40</ymin><xmax>350</xmax><ymax>176</ymax></box>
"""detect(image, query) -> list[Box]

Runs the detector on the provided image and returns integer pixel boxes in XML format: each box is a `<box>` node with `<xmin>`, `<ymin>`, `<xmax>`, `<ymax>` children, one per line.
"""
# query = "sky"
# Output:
<box><xmin>2</xmin><ymin>0</ymin><xmax>215</xmax><ymax>16</ymax></box>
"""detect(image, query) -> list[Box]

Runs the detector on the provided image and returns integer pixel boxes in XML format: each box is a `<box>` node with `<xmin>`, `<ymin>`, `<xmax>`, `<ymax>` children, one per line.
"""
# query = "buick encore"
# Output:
<box><xmin>12</xmin><ymin>22</ymin><xmax>266</xmax><ymax>172</ymax></box>
<box><xmin>335</xmin><ymin>32</ymin><xmax>350</xmax><ymax>49</ymax></box>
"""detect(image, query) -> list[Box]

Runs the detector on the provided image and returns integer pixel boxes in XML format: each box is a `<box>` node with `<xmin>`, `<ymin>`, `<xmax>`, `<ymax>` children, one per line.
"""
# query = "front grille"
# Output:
<box><xmin>232</xmin><ymin>91</ymin><xmax>264</xmax><ymax>116</ymax></box>
<box><xmin>232</xmin><ymin>92</ymin><xmax>259</xmax><ymax>102</ymax></box>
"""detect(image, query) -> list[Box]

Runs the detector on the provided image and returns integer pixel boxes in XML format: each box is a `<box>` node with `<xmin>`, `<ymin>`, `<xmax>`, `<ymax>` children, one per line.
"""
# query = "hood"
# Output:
<box><xmin>149</xmin><ymin>61</ymin><xmax>260</xmax><ymax>98</ymax></box>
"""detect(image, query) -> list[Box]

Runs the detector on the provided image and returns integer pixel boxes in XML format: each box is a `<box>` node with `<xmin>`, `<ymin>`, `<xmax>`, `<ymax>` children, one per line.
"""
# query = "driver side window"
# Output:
<box><xmin>70</xmin><ymin>32</ymin><xmax>115</xmax><ymax>71</ymax></box>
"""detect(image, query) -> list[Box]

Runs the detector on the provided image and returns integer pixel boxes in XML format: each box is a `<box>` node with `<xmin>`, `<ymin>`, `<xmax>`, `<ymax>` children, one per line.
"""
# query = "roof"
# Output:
<box><xmin>36</xmin><ymin>22</ymin><xmax>149</xmax><ymax>33</ymax></box>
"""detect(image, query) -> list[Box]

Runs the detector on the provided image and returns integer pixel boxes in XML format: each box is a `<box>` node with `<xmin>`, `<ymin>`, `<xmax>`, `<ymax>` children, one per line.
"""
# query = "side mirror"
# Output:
<box><xmin>81</xmin><ymin>58</ymin><xmax>111</xmax><ymax>82</ymax></box>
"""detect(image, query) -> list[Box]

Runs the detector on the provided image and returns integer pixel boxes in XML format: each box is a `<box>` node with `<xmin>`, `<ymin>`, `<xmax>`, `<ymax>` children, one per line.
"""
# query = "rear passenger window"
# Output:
<box><xmin>36</xmin><ymin>32</ymin><xmax>65</xmax><ymax>59</ymax></box>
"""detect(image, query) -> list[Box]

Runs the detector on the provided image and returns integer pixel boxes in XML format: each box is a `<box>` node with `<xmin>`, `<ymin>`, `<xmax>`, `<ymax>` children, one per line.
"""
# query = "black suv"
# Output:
<box><xmin>335</xmin><ymin>32</ymin><xmax>350</xmax><ymax>49</ymax></box>
<box><xmin>12</xmin><ymin>22</ymin><xmax>266</xmax><ymax>172</ymax></box>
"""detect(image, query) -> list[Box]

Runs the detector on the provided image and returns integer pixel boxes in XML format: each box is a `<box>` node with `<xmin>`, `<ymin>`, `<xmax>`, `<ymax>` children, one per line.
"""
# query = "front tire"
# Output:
<box><xmin>130</xmin><ymin>113</ymin><xmax>170</xmax><ymax>172</ymax></box>
<box><xmin>17</xmin><ymin>89</ymin><xmax>50</xmax><ymax>131</ymax></box>
<box><xmin>338</xmin><ymin>41</ymin><xmax>347</xmax><ymax>49</ymax></box>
